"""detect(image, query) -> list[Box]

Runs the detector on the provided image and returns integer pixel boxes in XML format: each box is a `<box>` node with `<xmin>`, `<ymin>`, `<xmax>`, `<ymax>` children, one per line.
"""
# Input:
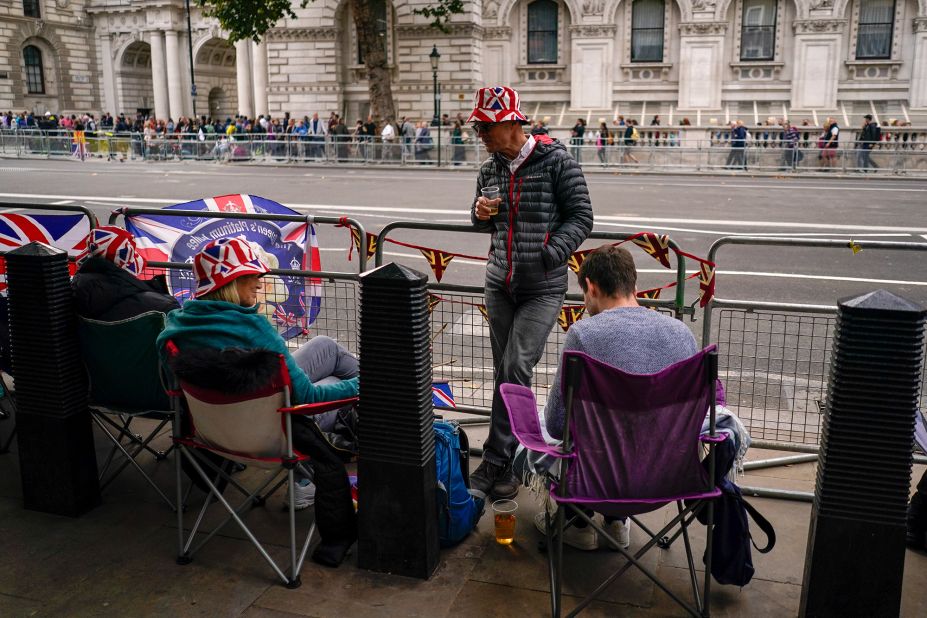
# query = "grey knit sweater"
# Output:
<box><xmin>544</xmin><ymin>306</ymin><xmax>698</xmax><ymax>439</ymax></box>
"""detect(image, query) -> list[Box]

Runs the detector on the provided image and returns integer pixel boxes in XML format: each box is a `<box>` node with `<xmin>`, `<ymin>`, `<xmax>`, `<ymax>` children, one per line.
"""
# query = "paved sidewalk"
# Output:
<box><xmin>0</xmin><ymin>418</ymin><xmax>925</xmax><ymax>617</ymax></box>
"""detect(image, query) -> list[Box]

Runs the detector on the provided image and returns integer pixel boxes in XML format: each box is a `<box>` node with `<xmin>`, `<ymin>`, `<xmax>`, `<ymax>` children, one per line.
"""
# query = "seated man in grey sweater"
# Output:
<box><xmin>535</xmin><ymin>244</ymin><xmax>698</xmax><ymax>551</ymax></box>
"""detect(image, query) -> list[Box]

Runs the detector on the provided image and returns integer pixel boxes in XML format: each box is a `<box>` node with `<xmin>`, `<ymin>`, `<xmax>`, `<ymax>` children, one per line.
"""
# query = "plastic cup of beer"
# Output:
<box><xmin>481</xmin><ymin>186</ymin><xmax>501</xmax><ymax>216</ymax></box>
<box><xmin>492</xmin><ymin>499</ymin><xmax>518</xmax><ymax>545</ymax></box>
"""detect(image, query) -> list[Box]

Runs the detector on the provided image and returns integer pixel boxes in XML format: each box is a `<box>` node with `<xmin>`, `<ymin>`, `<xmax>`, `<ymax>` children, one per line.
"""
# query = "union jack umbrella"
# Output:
<box><xmin>125</xmin><ymin>194</ymin><xmax>322</xmax><ymax>339</ymax></box>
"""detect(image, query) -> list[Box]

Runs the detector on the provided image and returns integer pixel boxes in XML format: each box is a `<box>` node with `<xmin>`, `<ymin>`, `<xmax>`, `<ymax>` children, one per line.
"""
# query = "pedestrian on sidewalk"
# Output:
<box><xmin>857</xmin><ymin>114</ymin><xmax>880</xmax><ymax>172</ymax></box>
<box><xmin>467</xmin><ymin>85</ymin><xmax>593</xmax><ymax>501</ymax></box>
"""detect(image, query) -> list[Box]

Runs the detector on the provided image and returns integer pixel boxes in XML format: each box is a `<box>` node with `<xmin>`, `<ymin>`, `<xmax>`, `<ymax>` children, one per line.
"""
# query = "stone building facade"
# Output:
<box><xmin>2</xmin><ymin>0</ymin><xmax>927</xmax><ymax>123</ymax></box>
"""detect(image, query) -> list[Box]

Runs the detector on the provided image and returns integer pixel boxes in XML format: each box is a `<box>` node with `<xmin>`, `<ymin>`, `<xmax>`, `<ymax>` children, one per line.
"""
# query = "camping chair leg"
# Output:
<box><xmin>181</xmin><ymin>450</ymin><xmax>292</xmax><ymax>586</ymax></box>
<box><xmin>551</xmin><ymin>506</ymin><xmax>565</xmax><ymax>618</ymax></box>
<box><xmin>677</xmin><ymin>501</ymin><xmax>703</xmax><ymax>613</ymax></box>
<box><xmin>97</xmin><ymin>415</ymin><xmax>172</xmax><ymax>484</ymax></box>
<box><xmin>176</xmin><ymin>444</ymin><xmax>189</xmax><ymax>564</ymax></box>
<box><xmin>91</xmin><ymin>414</ymin><xmax>176</xmax><ymax>511</ymax></box>
<box><xmin>286</xmin><ymin>468</ymin><xmax>301</xmax><ymax>588</ymax></box>
<box><xmin>656</xmin><ymin>509</ymin><xmax>702</xmax><ymax>550</ymax></box>
<box><xmin>567</xmin><ymin>508</ymin><xmax>702</xmax><ymax>618</ymax></box>
<box><xmin>702</xmin><ymin>500</ymin><xmax>715</xmax><ymax>617</ymax></box>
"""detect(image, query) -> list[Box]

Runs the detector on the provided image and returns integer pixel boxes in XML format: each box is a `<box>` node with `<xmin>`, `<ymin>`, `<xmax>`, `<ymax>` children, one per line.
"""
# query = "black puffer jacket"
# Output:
<box><xmin>471</xmin><ymin>136</ymin><xmax>593</xmax><ymax>297</ymax></box>
<box><xmin>72</xmin><ymin>257</ymin><xmax>180</xmax><ymax>321</ymax></box>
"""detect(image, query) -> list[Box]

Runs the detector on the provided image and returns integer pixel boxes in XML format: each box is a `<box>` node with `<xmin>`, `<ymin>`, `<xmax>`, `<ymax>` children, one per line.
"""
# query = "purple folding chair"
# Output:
<box><xmin>500</xmin><ymin>346</ymin><xmax>722</xmax><ymax>618</ymax></box>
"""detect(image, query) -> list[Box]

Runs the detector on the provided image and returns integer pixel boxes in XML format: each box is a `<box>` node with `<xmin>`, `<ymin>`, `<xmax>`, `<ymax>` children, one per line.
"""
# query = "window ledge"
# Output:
<box><xmin>730</xmin><ymin>61</ymin><xmax>783</xmax><ymax>67</ymax></box>
<box><xmin>845</xmin><ymin>59</ymin><xmax>901</xmax><ymax>80</ymax></box>
<box><xmin>516</xmin><ymin>65</ymin><xmax>566</xmax><ymax>82</ymax></box>
<box><xmin>731</xmin><ymin>61</ymin><xmax>784</xmax><ymax>80</ymax></box>
<box><xmin>516</xmin><ymin>64</ymin><xmax>565</xmax><ymax>70</ymax></box>
<box><xmin>620</xmin><ymin>63</ymin><xmax>671</xmax><ymax>80</ymax></box>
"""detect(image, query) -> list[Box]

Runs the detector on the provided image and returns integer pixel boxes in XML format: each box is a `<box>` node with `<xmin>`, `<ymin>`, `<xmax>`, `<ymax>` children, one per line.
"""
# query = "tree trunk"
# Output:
<box><xmin>351</xmin><ymin>0</ymin><xmax>396</xmax><ymax>123</ymax></box>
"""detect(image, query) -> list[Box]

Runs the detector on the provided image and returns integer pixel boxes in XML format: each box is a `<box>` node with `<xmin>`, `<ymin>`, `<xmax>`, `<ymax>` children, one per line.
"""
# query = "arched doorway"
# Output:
<box><xmin>195</xmin><ymin>38</ymin><xmax>237</xmax><ymax>120</ymax></box>
<box><xmin>117</xmin><ymin>41</ymin><xmax>154</xmax><ymax>115</ymax></box>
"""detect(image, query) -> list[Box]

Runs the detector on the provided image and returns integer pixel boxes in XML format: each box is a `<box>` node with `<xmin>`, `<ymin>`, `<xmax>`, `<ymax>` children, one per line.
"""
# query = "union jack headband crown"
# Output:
<box><xmin>193</xmin><ymin>237</ymin><xmax>270</xmax><ymax>299</ymax></box>
<box><xmin>466</xmin><ymin>86</ymin><xmax>529</xmax><ymax>125</ymax></box>
<box><xmin>78</xmin><ymin>225</ymin><xmax>146</xmax><ymax>275</ymax></box>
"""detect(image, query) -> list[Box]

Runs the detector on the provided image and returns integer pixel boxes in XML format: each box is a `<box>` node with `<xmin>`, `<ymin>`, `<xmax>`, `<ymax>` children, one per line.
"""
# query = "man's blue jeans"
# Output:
<box><xmin>483</xmin><ymin>288</ymin><xmax>564</xmax><ymax>466</ymax></box>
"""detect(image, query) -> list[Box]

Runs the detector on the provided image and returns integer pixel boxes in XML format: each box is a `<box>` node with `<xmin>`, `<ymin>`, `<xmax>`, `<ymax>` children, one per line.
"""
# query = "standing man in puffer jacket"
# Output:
<box><xmin>467</xmin><ymin>86</ymin><xmax>594</xmax><ymax>500</ymax></box>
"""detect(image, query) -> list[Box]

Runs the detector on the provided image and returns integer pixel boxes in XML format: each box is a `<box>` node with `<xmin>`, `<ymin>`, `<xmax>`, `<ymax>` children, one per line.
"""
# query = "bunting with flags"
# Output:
<box><xmin>348</xmin><ymin>228</ymin><xmax>378</xmax><ymax>262</ymax></box>
<box><xmin>124</xmin><ymin>193</ymin><xmax>320</xmax><ymax>339</ymax></box>
<box><xmin>631</xmin><ymin>233</ymin><xmax>672</xmax><ymax>269</ymax></box>
<box><xmin>477</xmin><ymin>304</ymin><xmax>489</xmax><ymax>322</ymax></box>
<box><xmin>698</xmin><ymin>261</ymin><xmax>716</xmax><ymax>307</ymax></box>
<box><xmin>557</xmin><ymin>305</ymin><xmax>586</xmax><ymax>332</ymax></box>
<box><xmin>636</xmin><ymin>288</ymin><xmax>662</xmax><ymax>300</ymax></box>
<box><xmin>0</xmin><ymin>213</ymin><xmax>91</xmax><ymax>293</ymax></box>
<box><xmin>419</xmin><ymin>248</ymin><xmax>455</xmax><ymax>282</ymax></box>
<box><xmin>428</xmin><ymin>294</ymin><xmax>441</xmax><ymax>313</ymax></box>
<box><xmin>567</xmin><ymin>249</ymin><xmax>594</xmax><ymax>274</ymax></box>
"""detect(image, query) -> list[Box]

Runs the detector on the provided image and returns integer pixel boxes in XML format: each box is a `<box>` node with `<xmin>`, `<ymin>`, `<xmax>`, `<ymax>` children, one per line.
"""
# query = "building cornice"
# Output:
<box><xmin>792</xmin><ymin>19</ymin><xmax>848</xmax><ymax>34</ymax></box>
<box><xmin>395</xmin><ymin>23</ymin><xmax>483</xmax><ymax>38</ymax></box>
<box><xmin>678</xmin><ymin>22</ymin><xmax>728</xmax><ymax>36</ymax></box>
<box><xmin>483</xmin><ymin>26</ymin><xmax>512</xmax><ymax>40</ymax></box>
<box><xmin>569</xmin><ymin>24</ymin><xmax>618</xmax><ymax>38</ymax></box>
<box><xmin>266</xmin><ymin>27</ymin><xmax>338</xmax><ymax>41</ymax></box>
<box><xmin>914</xmin><ymin>17</ymin><xmax>927</xmax><ymax>33</ymax></box>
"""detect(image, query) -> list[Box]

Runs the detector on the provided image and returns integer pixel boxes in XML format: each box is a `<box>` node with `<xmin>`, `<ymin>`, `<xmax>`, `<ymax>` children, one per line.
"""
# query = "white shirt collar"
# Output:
<box><xmin>506</xmin><ymin>135</ymin><xmax>536</xmax><ymax>175</ymax></box>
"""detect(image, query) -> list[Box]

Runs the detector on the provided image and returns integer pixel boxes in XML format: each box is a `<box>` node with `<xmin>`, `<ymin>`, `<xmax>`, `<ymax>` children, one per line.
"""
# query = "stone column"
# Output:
<box><xmin>677</xmin><ymin>22</ymin><xmax>727</xmax><ymax>111</ymax></box>
<box><xmin>569</xmin><ymin>26</ymin><xmax>615</xmax><ymax>111</ymax></box>
<box><xmin>910</xmin><ymin>18</ymin><xmax>927</xmax><ymax>109</ymax></box>
<box><xmin>149</xmin><ymin>31</ymin><xmax>170</xmax><ymax>121</ymax></box>
<box><xmin>179</xmin><ymin>29</ymin><xmax>194</xmax><ymax>118</ymax></box>
<box><xmin>790</xmin><ymin>19</ymin><xmax>846</xmax><ymax>111</ymax></box>
<box><xmin>164</xmin><ymin>30</ymin><xmax>185</xmax><ymax>121</ymax></box>
<box><xmin>252</xmin><ymin>40</ymin><xmax>269</xmax><ymax>118</ymax></box>
<box><xmin>100</xmin><ymin>34</ymin><xmax>118</xmax><ymax>116</ymax></box>
<box><xmin>235</xmin><ymin>40</ymin><xmax>253</xmax><ymax>118</ymax></box>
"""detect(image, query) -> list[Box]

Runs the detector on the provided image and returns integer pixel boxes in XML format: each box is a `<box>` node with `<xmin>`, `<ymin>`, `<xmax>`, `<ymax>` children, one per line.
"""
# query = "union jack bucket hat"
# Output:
<box><xmin>467</xmin><ymin>86</ymin><xmax>529</xmax><ymax>124</ymax></box>
<box><xmin>77</xmin><ymin>225</ymin><xmax>146</xmax><ymax>275</ymax></box>
<box><xmin>193</xmin><ymin>237</ymin><xmax>269</xmax><ymax>298</ymax></box>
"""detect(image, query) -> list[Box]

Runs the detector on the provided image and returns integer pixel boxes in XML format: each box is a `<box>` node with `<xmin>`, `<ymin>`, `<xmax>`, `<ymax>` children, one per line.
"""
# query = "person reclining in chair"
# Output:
<box><xmin>72</xmin><ymin>226</ymin><xmax>180</xmax><ymax>321</ymax></box>
<box><xmin>527</xmin><ymin>244</ymin><xmax>698</xmax><ymax>551</ymax></box>
<box><xmin>157</xmin><ymin>237</ymin><xmax>359</xmax><ymax>567</ymax></box>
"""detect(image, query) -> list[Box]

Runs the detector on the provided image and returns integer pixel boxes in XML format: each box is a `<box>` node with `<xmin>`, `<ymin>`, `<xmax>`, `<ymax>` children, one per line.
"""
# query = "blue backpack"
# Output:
<box><xmin>695</xmin><ymin>436</ymin><xmax>776</xmax><ymax>586</ymax></box>
<box><xmin>434</xmin><ymin>420</ymin><xmax>484</xmax><ymax>547</ymax></box>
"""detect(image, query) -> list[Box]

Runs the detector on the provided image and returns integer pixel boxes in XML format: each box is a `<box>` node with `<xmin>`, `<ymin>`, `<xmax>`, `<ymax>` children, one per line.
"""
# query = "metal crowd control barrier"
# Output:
<box><xmin>375</xmin><ymin>222</ymin><xmax>691</xmax><ymax>425</ymax></box>
<box><xmin>702</xmin><ymin>236</ymin><xmax>927</xmax><ymax>501</ymax></box>
<box><xmin>108</xmin><ymin>207</ymin><xmax>369</xmax><ymax>273</ymax></box>
<box><xmin>0</xmin><ymin>202</ymin><xmax>100</xmax><ymax>229</ymax></box>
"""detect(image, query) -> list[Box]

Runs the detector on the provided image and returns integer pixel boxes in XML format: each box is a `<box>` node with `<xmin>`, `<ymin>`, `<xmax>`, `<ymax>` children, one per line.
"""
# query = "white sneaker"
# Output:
<box><xmin>534</xmin><ymin>511</ymin><xmax>598</xmax><ymax>551</ymax></box>
<box><xmin>601</xmin><ymin>517</ymin><xmax>631</xmax><ymax>550</ymax></box>
<box><xmin>285</xmin><ymin>479</ymin><xmax>316</xmax><ymax>510</ymax></box>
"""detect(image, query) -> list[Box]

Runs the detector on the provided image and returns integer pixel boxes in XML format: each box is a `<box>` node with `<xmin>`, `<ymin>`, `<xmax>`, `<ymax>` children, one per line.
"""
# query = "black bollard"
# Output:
<box><xmin>6</xmin><ymin>242</ymin><xmax>100</xmax><ymax>516</ymax></box>
<box><xmin>800</xmin><ymin>290</ymin><xmax>926</xmax><ymax>618</ymax></box>
<box><xmin>357</xmin><ymin>262</ymin><xmax>439</xmax><ymax>579</ymax></box>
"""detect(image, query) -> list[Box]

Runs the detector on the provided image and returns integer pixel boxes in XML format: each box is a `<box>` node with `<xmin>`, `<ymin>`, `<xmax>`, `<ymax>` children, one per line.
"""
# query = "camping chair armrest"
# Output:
<box><xmin>699</xmin><ymin>433</ymin><xmax>727</xmax><ymax>443</ymax></box>
<box><xmin>279</xmin><ymin>397</ymin><xmax>359</xmax><ymax>417</ymax></box>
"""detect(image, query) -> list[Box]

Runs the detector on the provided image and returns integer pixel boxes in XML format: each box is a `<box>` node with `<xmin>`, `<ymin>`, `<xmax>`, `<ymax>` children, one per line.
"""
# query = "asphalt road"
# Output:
<box><xmin>2</xmin><ymin>158</ymin><xmax>926</xmax><ymax>305</ymax></box>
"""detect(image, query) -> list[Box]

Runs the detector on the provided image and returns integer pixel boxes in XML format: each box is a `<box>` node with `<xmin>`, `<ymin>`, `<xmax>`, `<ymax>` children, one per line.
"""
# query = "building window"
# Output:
<box><xmin>23</xmin><ymin>45</ymin><xmax>45</xmax><ymax>95</ymax></box>
<box><xmin>527</xmin><ymin>0</ymin><xmax>558</xmax><ymax>64</ymax></box>
<box><xmin>631</xmin><ymin>0</ymin><xmax>664</xmax><ymax>63</ymax></box>
<box><xmin>740</xmin><ymin>0</ymin><xmax>776</xmax><ymax>61</ymax></box>
<box><xmin>23</xmin><ymin>0</ymin><xmax>41</xmax><ymax>19</ymax></box>
<box><xmin>856</xmin><ymin>0</ymin><xmax>895</xmax><ymax>60</ymax></box>
<box><xmin>357</xmin><ymin>0</ymin><xmax>388</xmax><ymax>65</ymax></box>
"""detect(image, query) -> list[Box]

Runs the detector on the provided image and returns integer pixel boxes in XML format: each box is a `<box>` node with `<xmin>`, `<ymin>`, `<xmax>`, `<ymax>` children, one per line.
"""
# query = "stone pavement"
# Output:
<box><xmin>0</xmin><ymin>417</ymin><xmax>925</xmax><ymax>617</ymax></box>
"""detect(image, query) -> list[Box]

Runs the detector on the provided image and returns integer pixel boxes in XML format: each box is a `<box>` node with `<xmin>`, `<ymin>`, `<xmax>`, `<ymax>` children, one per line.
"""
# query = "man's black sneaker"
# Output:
<box><xmin>470</xmin><ymin>460</ymin><xmax>504</xmax><ymax>498</ymax></box>
<box><xmin>470</xmin><ymin>460</ymin><xmax>520</xmax><ymax>500</ymax></box>
<box><xmin>491</xmin><ymin>465</ymin><xmax>519</xmax><ymax>500</ymax></box>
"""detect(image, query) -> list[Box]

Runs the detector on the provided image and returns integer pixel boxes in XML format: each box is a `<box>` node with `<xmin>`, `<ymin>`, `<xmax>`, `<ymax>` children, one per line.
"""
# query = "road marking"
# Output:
<box><xmin>51</xmin><ymin>200</ymin><xmax>73</xmax><ymax>205</ymax></box>
<box><xmin>594</xmin><ymin>215</ymin><xmax>927</xmax><ymax>234</ymax></box>
<box><xmin>592</xmin><ymin>221</ymin><xmax>917</xmax><ymax>237</ymax></box>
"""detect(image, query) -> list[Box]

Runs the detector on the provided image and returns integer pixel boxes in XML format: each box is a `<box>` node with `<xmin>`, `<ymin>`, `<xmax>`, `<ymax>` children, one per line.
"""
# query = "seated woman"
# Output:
<box><xmin>72</xmin><ymin>225</ymin><xmax>180</xmax><ymax>321</ymax></box>
<box><xmin>157</xmin><ymin>237</ymin><xmax>359</xmax><ymax>567</ymax></box>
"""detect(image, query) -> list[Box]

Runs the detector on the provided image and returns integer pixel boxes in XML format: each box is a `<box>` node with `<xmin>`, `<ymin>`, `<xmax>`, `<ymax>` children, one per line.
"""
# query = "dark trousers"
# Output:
<box><xmin>483</xmin><ymin>288</ymin><xmax>563</xmax><ymax>466</ymax></box>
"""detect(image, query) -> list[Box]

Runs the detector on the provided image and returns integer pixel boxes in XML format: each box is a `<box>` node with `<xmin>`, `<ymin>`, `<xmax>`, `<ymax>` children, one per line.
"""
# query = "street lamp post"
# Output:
<box><xmin>429</xmin><ymin>45</ymin><xmax>441</xmax><ymax>168</ymax></box>
<box><xmin>185</xmin><ymin>0</ymin><xmax>197</xmax><ymax>118</ymax></box>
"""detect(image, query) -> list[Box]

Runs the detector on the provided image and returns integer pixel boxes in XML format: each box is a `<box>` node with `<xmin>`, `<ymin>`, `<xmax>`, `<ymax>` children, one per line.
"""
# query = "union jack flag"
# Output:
<box><xmin>477</xmin><ymin>304</ymin><xmax>489</xmax><ymax>323</ymax></box>
<box><xmin>0</xmin><ymin>213</ymin><xmax>91</xmax><ymax>293</ymax></box>
<box><xmin>419</xmin><ymin>247</ymin><xmax>454</xmax><ymax>282</ymax></box>
<box><xmin>631</xmin><ymin>233</ymin><xmax>672</xmax><ymax>269</ymax></box>
<box><xmin>636</xmin><ymin>288</ymin><xmax>662</xmax><ymax>300</ymax></box>
<box><xmin>427</xmin><ymin>293</ymin><xmax>441</xmax><ymax>313</ymax></box>
<box><xmin>124</xmin><ymin>194</ymin><xmax>321</xmax><ymax>339</ymax></box>
<box><xmin>432</xmin><ymin>382</ymin><xmax>456</xmax><ymax>408</ymax></box>
<box><xmin>557</xmin><ymin>305</ymin><xmax>586</xmax><ymax>332</ymax></box>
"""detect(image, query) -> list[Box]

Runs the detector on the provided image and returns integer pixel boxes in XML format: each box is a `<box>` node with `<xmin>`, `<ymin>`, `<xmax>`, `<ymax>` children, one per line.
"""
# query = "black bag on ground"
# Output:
<box><xmin>695</xmin><ymin>436</ymin><xmax>776</xmax><ymax>586</ymax></box>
